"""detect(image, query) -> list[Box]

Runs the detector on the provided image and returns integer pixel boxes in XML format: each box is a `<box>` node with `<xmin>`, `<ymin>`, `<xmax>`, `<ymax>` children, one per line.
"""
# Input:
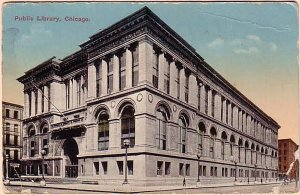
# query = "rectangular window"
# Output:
<box><xmin>5</xmin><ymin>123</ymin><xmax>10</xmax><ymax>131</ymax></box>
<box><xmin>44</xmin><ymin>164</ymin><xmax>48</xmax><ymax>175</ymax></box>
<box><xmin>210</xmin><ymin>167</ymin><xmax>214</xmax><ymax>176</ymax></box>
<box><xmin>184</xmin><ymin>73</ymin><xmax>189</xmax><ymax>102</ymax></box>
<box><xmin>199</xmin><ymin>165</ymin><xmax>202</xmax><ymax>176</ymax></box>
<box><xmin>205</xmin><ymin>86</ymin><xmax>209</xmax><ymax>114</ymax></box>
<box><xmin>14</xmin><ymin>111</ymin><xmax>18</xmax><ymax>119</ymax></box>
<box><xmin>96</xmin><ymin>60</ymin><xmax>102</xmax><ymax>97</ymax></box>
<box><xmin>128</xmin><ymin>160</ymin><xmax>133</xmax><ymax>175</ymax></box>
<box><xmin>14</xmin><ymin>124</ymin><xmax>18</xmax><ymax>132</ymax></box>
<box><xmin>117</xmin><ymin>161</ymin><xmax>123</xmax><ymax>175</ymax></box>
<box><xmin>212</xmin><ymin>91</ymin><xmax>215</xmax><ymax>117</ymax></box>
<box><xmin>185</xmin><ymin>164</ymin><xmax>190</xmax><ymax>176</ymax></box>
<box><xmin>102</xmin><ymin>161</ymin><xmax>108</xmax><ymax>175</ymax></box>
<box><xmin>29</xmin><ymin>93</ymin><xmax>32</xmax><ymax>116</ymax></box>
<box><xmin>203</xmin><ymin>166</ymin><xmax>206</xmax><ymax>176</ymax></box>
<box><xmin>179</xmin><ymin>163</ymin><xmax>184</xmax><ymax>176</ymax></box>
<box><xmin>152</xmin><ymin>50</ymin><xmax>159</xmax><ymax>88</ymax></box>
<box><xmin>164</xmin><ymin>60</ymin><xmax>170</xmax><ymax>94</ymax></box>
<box><xmin>43</xmin><ymin>139</ymin><xmax>48</xmax><ymax>153</ymax></box>
<box><xmin>77</xmin><ymin>78</ymin><xmax>81</xmax><ymax>106</ymax></box>
<box><xmin>214</xmin><ymin>167</ymin><xmax>217</xmax><ymax>177</ymax></box>
<box><xmin>41</xmin><ymin>86</ymin><xmax>45</xmax><ymax>113</ymax></box>
<box><xmin>108</xmin><ymin>57</ymin><xmax>114</xmax><ymax>93</ymax></box>
<box><xmin>119</xmin><ymin>52</ymin><xmax>126</xmax><ymax>91</ymax></box>
<box><xmin>157</xmin><ymin>161</ymin><xmax>163</xmax><ymax>175</ymax></box>
<box><xmin>209</xmin><ymin>138</ymin><xmax>214</xmax><ymax>158</ymax></box>
<box><xmin>6</xmin><ymin>109</ymin><xmax>10</xmax><ymax>118</ymax></box>
<box><xmin>156</xmin><ymin>118</ymin><xmax>166</xmax><ymax>150</ymax></box>
<box><xmin>65</xmin><ymin>81</ymin><xmax>70</xmax><ymax>109</ymax></box>
<box><xmin>6</xmin><ymin>134</ymin><xmax>10</xmax><ymax>145</ymax></box>
<box><xmin>132</xmin><ymin>47</ymin><xmax>139</xmax><ymax>86</ymax></box>
<box><xmin>165</xmin><ymin>162</ymin><xmax>171</xmax><ymax>175</ymax></box>
<box><xmin>14</xmin><ymin>135</ymin><xmax>18</xmax><ymax>146</ymax></box>
<box><xmin>30</xmin><ymin>141</ymin><xmax>35</xmax><ymax>157</ymax></box>
<box><xmin>94</xmin><ymin>162</ymin><xmax>99</xmax><ymax>175</ymax></box>
<box><xmin>176</xmin><ymin>65</ymin><xmax>180</xmax><ymax>99</ymax></box>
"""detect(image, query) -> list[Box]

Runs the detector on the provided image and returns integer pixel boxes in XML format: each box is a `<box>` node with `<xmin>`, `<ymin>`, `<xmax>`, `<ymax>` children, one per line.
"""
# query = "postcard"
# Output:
<box><xmin>2</xmin><ymin>1</ymin><xmax>299</xmax><ymax>194</ymax></box>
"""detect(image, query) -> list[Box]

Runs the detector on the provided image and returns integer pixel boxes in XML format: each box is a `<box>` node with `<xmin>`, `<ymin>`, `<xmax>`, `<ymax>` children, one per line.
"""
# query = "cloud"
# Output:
<box><xmin>208</xmin><ymin>38</ymin><xmax>224</xmax><ymax>48</ymax></box>
<box><xmin>234</xmin><ymin>47</ymin><xmax>259</xmax><ymax>54</ymax></box>
<box><xmin>247</xmin><ymin>35</ymin><xmax>261</xmax><ymax>43</ymax></box>
<box><xmin>270</xmin><ymin>42</ymin><xmax>278</xmax><ymax>51</ymax></box>
<box><xmin>20</xmin><ymin>24</ymin><xmax>52</xmax><ymax>44</ymax></box>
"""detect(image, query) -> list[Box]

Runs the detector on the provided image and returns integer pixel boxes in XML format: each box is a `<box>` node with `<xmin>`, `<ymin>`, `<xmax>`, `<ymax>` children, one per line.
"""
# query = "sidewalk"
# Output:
<box><xmin>5</xmin><ymin>180</ymin><xmax>280</xmax><ymax>193</ymax></box>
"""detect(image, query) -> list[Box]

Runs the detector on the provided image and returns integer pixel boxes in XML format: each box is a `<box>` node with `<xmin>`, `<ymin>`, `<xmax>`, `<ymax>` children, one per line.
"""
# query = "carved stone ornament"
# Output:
<box><xmin>137</xmin><ymin>93</ymin><xmax>143</xmax><ymax>102</ymax></box>
<box><xmin>148</xmin><ymin>94</ymin><xmax>153</xmax><ymax>103</ymax></box>
<box><xmin>111</xmin><ymin>101</ymin><xmax>116</xmax><ymax>108</ymax></box>
<box><xmin>173</xmin><ymin>105</ymin><xmax>177</xmax><ymax>112</ymax></box>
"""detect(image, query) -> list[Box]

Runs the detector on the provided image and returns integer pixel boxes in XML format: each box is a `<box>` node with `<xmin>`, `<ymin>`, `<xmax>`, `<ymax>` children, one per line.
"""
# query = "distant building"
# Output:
<box><xmin>278</xmin><ymin>138</ymin><xmax>298</xmax><ymax>180</ymax></box>
<box><xmin>17</xmin><ymin>7</ymin><xmax>279</xmax><ymax>186</ymax></box>
<box><xmin>2</xmin><ymin>101</ymin><xmax>23</xmax><ymax>178</ymax></box>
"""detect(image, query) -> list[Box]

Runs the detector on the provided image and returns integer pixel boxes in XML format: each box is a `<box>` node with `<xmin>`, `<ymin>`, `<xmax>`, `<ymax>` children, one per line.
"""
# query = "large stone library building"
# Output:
<box><xmin>18</xmin><ymin>7</ymin><xmax>279</xmax><ymax>186</ymax></box>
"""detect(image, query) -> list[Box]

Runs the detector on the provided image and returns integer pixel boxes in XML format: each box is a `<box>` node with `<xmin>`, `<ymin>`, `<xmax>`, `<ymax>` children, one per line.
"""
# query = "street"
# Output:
<box><xmin>3</xmin><ymin>182</ymin><xmax>299</xmax><ymax>194</ymax></box>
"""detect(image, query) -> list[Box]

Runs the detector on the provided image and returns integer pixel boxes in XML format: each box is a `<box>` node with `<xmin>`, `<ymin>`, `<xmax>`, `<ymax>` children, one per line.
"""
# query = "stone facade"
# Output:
<box><xmin>2</xmin><ymin>101</ymin><xmax>23</xmax><ymax>177</ymax></box>
<box><xmin>17</xmin><ymin>7</ymin><xmax>279</xmax><ymax>186</ymax></box>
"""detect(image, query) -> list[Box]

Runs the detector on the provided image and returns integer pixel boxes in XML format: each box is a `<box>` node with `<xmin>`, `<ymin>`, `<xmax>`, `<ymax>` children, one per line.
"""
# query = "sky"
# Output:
<box><xmin>2</xmin><ymin>2</ymin><xmax>299</xmax><ymax>144</ymax></box>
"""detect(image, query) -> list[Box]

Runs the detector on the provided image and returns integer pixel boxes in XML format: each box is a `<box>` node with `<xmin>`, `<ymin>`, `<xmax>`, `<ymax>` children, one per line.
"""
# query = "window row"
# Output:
<box><xmin>3</xmin><ymin>123</ymin><xmax>19</xmax><ymax>132</ymax></box>
<box><xmin>93</xmin><ymin>160</ymin><xmax>133</xmax><ymax>176</ymax></box>
<box><xmin>4</xmin><ymin>109</ymin><xmax>19</xmax><ymax>119</ymax></box>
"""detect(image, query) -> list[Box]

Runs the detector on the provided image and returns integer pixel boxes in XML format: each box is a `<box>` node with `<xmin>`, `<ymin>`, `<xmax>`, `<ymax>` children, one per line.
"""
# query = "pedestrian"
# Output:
<box><xmin>183</xmin><ymin>177</ymin><xmax>186</xmax><ymax>187</ymax></box>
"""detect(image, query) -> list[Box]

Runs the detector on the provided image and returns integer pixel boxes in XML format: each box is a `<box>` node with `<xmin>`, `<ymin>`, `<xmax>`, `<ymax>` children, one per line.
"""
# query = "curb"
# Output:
<box><xmin>6</xmin><ymin>182</ymin><xmax>280</xmax><ymax>194</ymax></box>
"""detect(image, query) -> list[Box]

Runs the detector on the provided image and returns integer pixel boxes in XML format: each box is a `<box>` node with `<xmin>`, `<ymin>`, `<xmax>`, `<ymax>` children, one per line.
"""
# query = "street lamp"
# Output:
<box><xmin>197</xmin><ymin>153</ymin><xmax>201</xmax><ymax>182</ymax></box>
<box><xmin>4</xmin><ymin>154</ymin><xmax>10</xmax><ymax>184</ymax></box>
<box><xmin>254</xmin><ymin>164</ymin><xmax>257</xmax><ymax>183</ymax></box>
<box><xmin>230</xmin><ymin>155</ymin><xmax>237</xmax><ymax>183</ymax></box>
<box><xmin>123</xmin><ymin>139</ymin><xmax>130</xmax><ymax>185</ymax></box>
<box><xmin>40</xmin><ymin>148</ymin><xmax>47</xmax><ymax>186</ymax></box>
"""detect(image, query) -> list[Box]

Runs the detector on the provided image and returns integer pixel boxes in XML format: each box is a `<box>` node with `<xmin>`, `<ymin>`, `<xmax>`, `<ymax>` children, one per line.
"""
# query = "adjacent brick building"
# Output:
<box><xmin>2</xmin><ymin>101</ymin><xmax>23</xmax><ymax>178</ymax></box>
<box><xmin>17</xmin><ymin>7</ymin><xmax>279</xmax><ymax>186</ymax></box>
<box><xmin>278</xmin><ymin>139</ymin><xmax>298</xmax><ymax>180</ymax></box>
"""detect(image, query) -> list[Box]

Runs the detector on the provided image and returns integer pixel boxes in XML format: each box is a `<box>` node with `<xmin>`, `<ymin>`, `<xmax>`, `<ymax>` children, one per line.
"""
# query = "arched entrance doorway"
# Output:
<box><xmin>62</xmin><ymin>138</ymin><xmax>79</xmax><ymax>178</ymax></box>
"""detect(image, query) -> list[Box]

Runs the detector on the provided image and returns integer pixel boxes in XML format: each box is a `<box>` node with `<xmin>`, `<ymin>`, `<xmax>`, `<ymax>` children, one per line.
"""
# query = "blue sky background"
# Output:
<box><xmin>2</xmin><ymin>2</ymin><xmax>298</xmax><ymax>142</ymax></box>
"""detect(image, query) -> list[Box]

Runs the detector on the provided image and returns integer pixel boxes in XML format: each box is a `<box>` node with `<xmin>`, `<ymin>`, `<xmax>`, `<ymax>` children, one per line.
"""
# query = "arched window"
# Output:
<box><xmin>40</xmin><ymin>123</ymin><xmax>49</xmax><ymax>153</ymax></box>
<box><xmin>97</xmin><ymin>111</ymin><xmax>109</xmax><ymax>151</ymax></box>
<box><xmin>230</xmin><ymin>135</ymin><xmax>235</xmax><ymax>156</ymax></box>
<box><xmin>256</xmin><ymin>145</ymin><xmax>260</xmax><ymax>164</ymax></box>
<box><xmin>245</xmin><ymin>141</ymin><xmax>249</xmax><ymax>164</ymax></box>
<box><xmin>121</xmin><ymin>105</ymin><xmax>135</xmax><ymax>148</ymax></box>
<box><xmin>28</xmin><ymin>126</ymin><xmax>36</xmax><ymax>137</ymax></box>
<box><xmin>251</xmin><ymin>143</ymin><xmax>255</xmax><ymax>165</ymax></box>
<box><xmin>178</xmin><ymin>115</ymin><xmax>188</xmax><ymax>153</ymax></box>
<box><xmin>209</xmin><ymin>127</ymin><xmax>217</xmax><ymax>158</ymax></box>
<box><xmin>238</xmin><ymin>138</ymin><xmax>243</xmax><ymax>163</ymax></box>
<box><xmin>198</xmin><ymin>122</ymin><xmax>206</xmax><ymax>156</ymax></box>
<box><xmin>156</xmin><ymin>106</ymin><xmax>169</xmax><ymax>150</ymax></box>
<box><xmin>221</xmin><ymin>132</ymin><xmax>227</xmax><ymax>160</ymax></box>
<box><xmin>261</xmin><ymin>147</ymin><xmax>264</xmax><ymax>165</ymax></box>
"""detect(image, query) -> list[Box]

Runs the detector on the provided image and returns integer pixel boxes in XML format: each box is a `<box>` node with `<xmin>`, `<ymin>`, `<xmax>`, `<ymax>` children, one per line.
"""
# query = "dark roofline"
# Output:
<box><xmin>279</xmin><ymin>138</ymin><xmax>298</xmax><ymax>146</ymax></box>
<box><xmin>25</xmin><ymin>56</ymin><xmax>57</xmax><ymax>74</ymax></box>
<box><xmin>2</xmin><ymin>101</ymin><xmax>24</xmax><ymax>108</ymax></box>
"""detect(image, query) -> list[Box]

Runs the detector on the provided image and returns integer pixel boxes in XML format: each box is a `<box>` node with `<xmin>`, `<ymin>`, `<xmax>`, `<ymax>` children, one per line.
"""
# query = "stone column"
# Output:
<box><xmin>227</xmin><ymin>102</ymin><xmax>232</xmax><ymax>126</ymax></box>
<box><xmin>87</xmin><ymin>63</ymin><xmax>96</xmax><ymax>99</ymax></box>
<box><xmin>31</xmin><ymin>90</ymin><xmax>35</xmax><ymax>116</ymax></box>
<box><xmin>243</xmin><ymin>113</ymin><xmax>246</xmax><ymax>133</ymax></box>
<box><xmin>207</xmin><ymin>89</ymin><xmax>212</xmax><ymax>117</ymax></box>
<box><xmin>232</xmin><ymin>106</ymin><xmax>238</xmax><ymax>129</ymax></box>
<box><xmin>169</xmin><ymin>61</ymin><xmax>177</xmax><ymax>98</ymax></box>
<box><xmin>37</xmin><ymin>89</ymin><xmax>42</xmax><ymax>114</ymax></box>
<box><xmin>200</xmin><ymin>84</ymin><xmax>205</xmax><ymax>113</ymax></box>
<box><xmin>215</xmin><ymin>138</ymin><xmax>222</xmax><ymax>159</ymax></box>
<box><xmin>224</xmin><ymin>142</ymin><xmax>230</xmax><ymax>161</ymax></box>
<box><xmin>214</xmin><ymin>93</ymin><xmax>221</xmax><ymax>121</ymax></box>
<box><xmin>138</xmin><ymin>40</ymin><xmax>153</xmax><ymax>85</ymax></box>
<box><xmin>113</xmin><ymin>54</ymin><xmax>120</xmax><ymax>92</ymax></box>
<box><xmin>101</xmin><ymin>59</ymin><xmax>108</xmax><ymax>96</ymax></box>
<box><xmin>179</xmin><ymin>68</ymin><xmax>186</xmax><ymax>101</ymax></box>
<box><xmin>222</xmin><ymin>99</ymin><xmax>227</xmax><ymax>123</ymax></box>
<box><xmin>125</xmin><ymin>47</ymin><xmax>133</xmax><ymax>89</ymax></box>
<box><xmin>238</xmin><ymin>110</ymin><xmax>242</xmax><ymax>131</ymax></box>
<box><xmin>202</xmin><ymin>135</ymin><xmax>210</xmax><ymax>158</ymax></box>
<box><xmin>72</xmin><ymin>78</ymin><xmax>77</xmax><ymax>108</ymax></box>
<box><xmin>24</xmin><ymin>92</ymin><xmax>29</xmax><ymax>118</ymax></box>
<box><xmin>188</xmin><ymin>73</ymin><xmax>198</xmax><ymax>108</ymax></box>
<box><xmin>44</xmin><ymin>85</ymin><xmax>49</xmax><ymax>113</ymax></box>
<box><xmin>158</xmin><ymin>52</ymin><xmax>165</xmax><ymax>91</ymax></box>
<box><xmin>80</xmin><ymin>75</ymin><xmax>84</xmax><ymax>105</ymax></box>
<box><xmin>108</xmin><ymin>119</ymin><xmax>120</xmax><ymax>149</ymax></box>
